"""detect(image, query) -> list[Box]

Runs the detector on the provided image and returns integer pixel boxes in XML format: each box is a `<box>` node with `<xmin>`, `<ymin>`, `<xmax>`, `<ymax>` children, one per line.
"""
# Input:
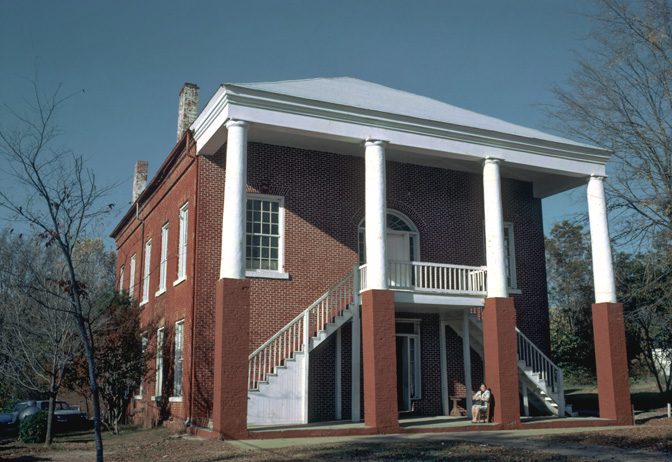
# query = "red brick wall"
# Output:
<box><xmin>113</xmin><ymin>137</ymin><xmax>198</xmax><ymax>427</ymax></box>
<box><xmin>115</xmin><ymin>139</ymin><xmax>550</xmax><ymax>424</ymax></box>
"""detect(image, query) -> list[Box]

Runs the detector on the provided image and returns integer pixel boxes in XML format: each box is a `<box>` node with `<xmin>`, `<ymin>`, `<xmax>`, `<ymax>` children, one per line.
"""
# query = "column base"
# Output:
<box><xmin>361</xmin><ymin>289</ymin><xmax>400</xmax><ymax>432</ymax></box>
<box><xmin>212</xmin><ymin>278</ymin><xmax>250</xmax><ymax>439</ymax></box>
<box><xmin>482</xmin><ymin>297</ymin><xmax>520</xmax><ymax>429</ymax></box>
<box><xmin>592</xmin><ymin>302</ymin><xmax>633</xmax><ymax>426</ymax></box>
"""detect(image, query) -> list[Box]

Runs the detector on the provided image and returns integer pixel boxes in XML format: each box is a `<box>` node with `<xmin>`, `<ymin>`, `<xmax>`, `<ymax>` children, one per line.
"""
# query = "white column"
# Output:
<box><xmin>439</xmin><ymin>320</ymin><xmax>449</xmax><ymax>415</ymax></box>
<box><xmin>483</xmin><ymin>158</ymin><xmax>507</xmax><ymax>298</ymax></box>
<box><xmin>220</xmin><ymin>120</ymin><xmax>249</xmax><ymax>280</ymax></box>
<box><xmin>587</xmin><ymin>175</ymin><xmax>617</xmax><ymax>303</ymax></box>
<box><xmin>365</xmin><ymin>140</ymin><xmax>388</xmax><ymax>290</ymax></box>
<box><xmin>463</xmin><ymin>311</ymin><xmax>473</xmax><ymax>419</ymax></box>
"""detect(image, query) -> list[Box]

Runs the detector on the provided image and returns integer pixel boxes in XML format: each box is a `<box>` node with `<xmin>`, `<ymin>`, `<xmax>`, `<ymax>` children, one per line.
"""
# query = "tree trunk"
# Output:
<box><xmin>76</xmin><ymin>312</ymin><xmax>103</xmax><ymax>462</ymax></box>
<box><xmin>45</xmin><ymin>392</ymin><xmax>55</xmax><ymax>447</ymax></box>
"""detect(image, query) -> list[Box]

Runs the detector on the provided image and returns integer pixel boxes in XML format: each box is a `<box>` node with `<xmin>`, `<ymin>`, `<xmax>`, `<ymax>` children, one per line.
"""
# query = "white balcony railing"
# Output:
<box><xmin>359</xmin><ymin>261</ymin><xmax>487</xmax><ymax>296</ymax></box>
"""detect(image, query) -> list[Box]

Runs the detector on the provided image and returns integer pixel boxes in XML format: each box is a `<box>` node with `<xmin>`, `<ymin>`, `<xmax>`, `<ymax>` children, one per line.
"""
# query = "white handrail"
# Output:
<box><xmin>248</xmin><ymin>270</ymin><xmax>356</xmax><ymax>390</ymax></box>
<box><xmin>516</xmin><ymin>328</ymin><xmax>565</xmax><ymax>416</ymax></box>
<box><xmin>359</xmin><ymin>261</ymin><xmax>487</xmax><ymax>295</ymax></box>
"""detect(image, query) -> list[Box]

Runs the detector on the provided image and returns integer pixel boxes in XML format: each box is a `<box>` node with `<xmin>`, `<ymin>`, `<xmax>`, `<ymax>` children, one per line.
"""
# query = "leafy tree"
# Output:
<box><xmin>68</xmin><ymin>296</ymin><xmax>156</xmax><ymax>435</ymax></box>
<box><xmin>545</xmin><ymin>221</ymin><xmax>596</xmax><ymax>383</ymax></box>
<box><xmin>0</xmin><ymin>81</ymin><xmax>115</xmax><ymax>461</ymax></box>
<box><xmin>616</xmin><ymin>246</ymin><xmax>672</xmax><ymax>400</ymax></box>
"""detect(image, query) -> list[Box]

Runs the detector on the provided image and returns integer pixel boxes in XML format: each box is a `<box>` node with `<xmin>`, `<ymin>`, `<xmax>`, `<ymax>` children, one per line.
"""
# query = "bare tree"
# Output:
<box><xmin>550</xmin><ymin>0</ymin><xmax>672</xmax><ymax>244</ymax></box>
<box><xmin>0</xmin><ymin>81</ymin><xmax>115</xmax><ymax>461</ymax></box>
<box><xmin>0</xmin><ymin>233</ymin><xmax>81</xmax><ymax>444</ymax></box>
<box><xmin>548</xmin><ymin>0</ymin><xmax>672</xmax><ymax>399</ymax></box>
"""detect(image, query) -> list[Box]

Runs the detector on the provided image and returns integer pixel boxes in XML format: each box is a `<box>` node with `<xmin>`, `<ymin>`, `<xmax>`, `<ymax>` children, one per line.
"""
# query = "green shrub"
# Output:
<box><xmin>19</xmin><ymin>410</ymin><xmax>48</xmax><ymax>443</ymax></box>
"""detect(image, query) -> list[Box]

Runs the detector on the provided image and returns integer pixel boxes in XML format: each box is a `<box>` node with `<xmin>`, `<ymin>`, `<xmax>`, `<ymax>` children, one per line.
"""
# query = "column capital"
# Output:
<box><xmin>483</xmin><ymin>157</ymin><xmax>503</xmax><ymax>166</ymax></box>
<box><xmin>589</xmin><ymin>174</ymin><xmax>607</xmax><ymax>182</ymax></box>
<box><xmin>226</xmin><ymin>119</ymin><xmax>250</xmax><ymax>130</ymax></box>
<box><xmin>364</xmin><ymin>139</ymin><xmax>388</xmax><ymax>148</ymax></box>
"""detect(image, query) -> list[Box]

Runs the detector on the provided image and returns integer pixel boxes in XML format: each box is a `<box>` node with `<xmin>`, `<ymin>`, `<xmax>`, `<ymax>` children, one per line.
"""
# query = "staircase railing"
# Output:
<box><xmin>468</xmin><ymin>313</ymin><xmax>566</xmax><ymax>416</ymax></box>
<box><xmin>248</xmin><ymin>269</ymin><xmax>356</xmax><ymax>390</ymax></box>
<box><xmin>516</xmin><ymin>328</ymin><xmax>565</xmax><ymax>416</ymax></box>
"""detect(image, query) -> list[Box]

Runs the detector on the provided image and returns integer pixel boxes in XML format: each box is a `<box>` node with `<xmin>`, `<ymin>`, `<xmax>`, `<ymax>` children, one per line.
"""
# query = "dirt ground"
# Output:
<box><xmin>2</xmin><ymin>413</ymin><xmax>671</xmax><ymax>462</ymax></box>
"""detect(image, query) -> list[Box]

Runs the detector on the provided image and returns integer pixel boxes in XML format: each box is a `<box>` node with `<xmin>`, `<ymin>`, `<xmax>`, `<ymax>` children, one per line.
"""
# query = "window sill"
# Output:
<box><xmin>508</xmin><ymin>289</ymin><xmax>522</xmax><ymax>295</ymax></box>
<box><xmin>155</xmin><ymin>288</ymin><xmax>166</xmax><ymax>298</ymax></box>
<box><xmin>133</xmin><ymin>395</ymin><xmax>143</xmax><ymax>400</ymax></box>
<box><xmin>246</xmin><ymin>270</ymin><xmax>290</xmax><ymax>280</ymax></box>
<box><xmin>173</xmin><ymin>276</ymin><xmax>187</xmax><ymax>287</ymax></box>
<box><xmin>168</xmin><ymin>396</ymin><xmax>183</xmax><ymax>403</ymax></box>
<box><xmin>139</xmin><ymin>299</ymin><xmax>148</xmax><ymax>307</ymax></box>
<box><xmin>151</xmin><ymin>395</ymin><xmax>162</xmax><ymax>402</ymax></box>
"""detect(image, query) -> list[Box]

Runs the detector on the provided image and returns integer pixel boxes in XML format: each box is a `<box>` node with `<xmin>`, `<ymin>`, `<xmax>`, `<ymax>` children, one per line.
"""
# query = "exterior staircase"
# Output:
<box><xmin>247</xmin><ymin>270</ymin><xmax>357</xmax><ymax>426</ymax></box>
<box><xmin>446</xmin><ymin>313</ymin><xmax>577</xmax><ymax>417</ymax></box>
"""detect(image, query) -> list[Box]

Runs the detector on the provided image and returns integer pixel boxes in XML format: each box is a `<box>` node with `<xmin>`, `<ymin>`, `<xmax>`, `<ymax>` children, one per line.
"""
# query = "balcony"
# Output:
<box><xmin>359</xmin><ymin>261</ymin><xmax>487</xmax><ymax>306</ymax></box>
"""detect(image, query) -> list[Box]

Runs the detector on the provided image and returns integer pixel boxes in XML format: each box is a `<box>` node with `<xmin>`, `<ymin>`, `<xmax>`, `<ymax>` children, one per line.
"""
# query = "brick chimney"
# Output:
<box><xmin>177</xmin><ymin>83</ymin><xmax>199</xmax><ymax>142</ymax></box>
<box><xmin>132</xmin><ymin>161</ymin><xmax>148</xmax><ymax>203</ymax></box>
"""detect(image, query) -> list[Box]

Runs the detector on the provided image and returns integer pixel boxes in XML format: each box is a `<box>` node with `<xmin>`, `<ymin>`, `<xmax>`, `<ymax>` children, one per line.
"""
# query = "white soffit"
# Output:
<box><xmin>191</xmin><ymin>77</ymin><xmax>611</xmax><ymax>180</ymax></box>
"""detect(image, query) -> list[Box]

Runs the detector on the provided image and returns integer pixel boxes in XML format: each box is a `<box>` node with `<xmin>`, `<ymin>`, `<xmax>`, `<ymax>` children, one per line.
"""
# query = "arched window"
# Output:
<box><xmin>358</xmin><ymin>211</ymin><xmax>419</xmax><ymax>265</ymax></box>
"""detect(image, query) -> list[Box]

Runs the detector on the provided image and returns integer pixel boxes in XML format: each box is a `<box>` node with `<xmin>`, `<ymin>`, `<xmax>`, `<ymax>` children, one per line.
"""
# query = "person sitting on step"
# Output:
<box><xmin>471</xmin><ymin>383</ymin><xmax>490</xmax><ymax>423</ymax></box>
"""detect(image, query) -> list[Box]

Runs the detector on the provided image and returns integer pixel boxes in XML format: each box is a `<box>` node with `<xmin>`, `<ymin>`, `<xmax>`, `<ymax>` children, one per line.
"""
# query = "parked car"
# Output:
<box><xmin>0</xmin><ymin>400</ymin><xmax>87</xmax><ymax>433</ymax></box>
<box><xmin>0</xmin><ymin>401</ymin><xmax>35</xmax><ymax>434</ymax></box>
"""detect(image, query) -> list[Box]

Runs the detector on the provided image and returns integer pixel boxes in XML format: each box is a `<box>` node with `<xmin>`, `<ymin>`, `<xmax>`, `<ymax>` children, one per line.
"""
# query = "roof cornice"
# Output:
<box><xmin>191</xmin><ymin>84</ymin><xmax>612</xmax><ymax>167</ymax></box>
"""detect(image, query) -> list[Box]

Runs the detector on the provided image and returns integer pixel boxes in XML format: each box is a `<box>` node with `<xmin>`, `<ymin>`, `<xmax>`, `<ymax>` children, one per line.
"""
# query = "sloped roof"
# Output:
<box><xmin>231</xmin><ymin>77</ymin><xmax>591</xmax><ymax>149</ymax></box>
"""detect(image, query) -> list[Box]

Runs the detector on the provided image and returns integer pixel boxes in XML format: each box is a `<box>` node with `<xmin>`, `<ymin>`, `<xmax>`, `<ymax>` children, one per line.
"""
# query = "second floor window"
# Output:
<box><xmin>177</xmin><ymin>203</ymin><xmax>188</xmax><ymax>280</ymax></box>
<box><xmin>142</xmin><ymin>240</ymin><xmax>151</xmax><ymax>303</ymax></box>
<box><xmin>158</xmin><ymin>224</ymin><xmax>168</xmax><ymax>294</ymax></box>
<box><xmin>129</xmin><ymin>255</ymin><xmax>136</xmax><ymax>299</ymax></box>
<box><xmin>246</xmin><ymin>195</ymin><xmax>284</xmax><ymax>273</ymax></box>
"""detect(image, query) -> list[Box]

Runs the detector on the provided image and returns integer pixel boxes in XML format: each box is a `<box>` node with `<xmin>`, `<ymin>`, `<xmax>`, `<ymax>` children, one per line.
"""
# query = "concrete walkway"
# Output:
<box><xmin>229</xmin><ymin>426</ymin><xmax>669</xmax><ymax>461</ymax></box>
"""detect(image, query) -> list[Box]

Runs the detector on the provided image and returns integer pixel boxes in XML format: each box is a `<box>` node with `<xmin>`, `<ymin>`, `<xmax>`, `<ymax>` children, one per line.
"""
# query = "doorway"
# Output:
<box><xmin>396</xmin><ymin>320</ymin><xmax>421</xmax><ymax>412</ymax></box>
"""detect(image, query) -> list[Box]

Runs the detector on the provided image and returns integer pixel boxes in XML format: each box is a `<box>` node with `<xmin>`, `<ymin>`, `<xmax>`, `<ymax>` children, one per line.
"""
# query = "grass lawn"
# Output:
<box><xmin>564</xmin><ymin>376</ymin><xmax>669</xmax><ymax>415</ymax></box>
<box><xmin>1</xmin><ymin>426</ymin><xmax>597</xmax><ymax>461</ymax></box>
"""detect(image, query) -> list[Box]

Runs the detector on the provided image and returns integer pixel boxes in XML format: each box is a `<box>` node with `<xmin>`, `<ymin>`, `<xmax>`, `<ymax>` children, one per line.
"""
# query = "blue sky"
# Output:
<box><xmin>1</xmin><ymin>0</ymin><xmax>594</xmax><ymax>239</ymax></box>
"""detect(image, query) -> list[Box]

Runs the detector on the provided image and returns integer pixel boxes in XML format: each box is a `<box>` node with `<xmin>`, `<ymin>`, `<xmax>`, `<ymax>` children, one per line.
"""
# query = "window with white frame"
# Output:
<box><xmin>142</xmin><ymin>240</ymin><xmax>151</xmax><ymax>303</ymax></box>
<box><xmin>119</xmin><ymin>266</ymin><xmax>124</xmax><ymax>293</ymax></box>
<box><xmin>135</xmin><ymin>333</ymin><xmax>147</xmax><ymax>399</ymax></box>
<box><xmin>155</xmin><ymin>327</ymin><xmax>164</xmax><ymax>398</ymax></box>
<box><xmin>172</xmin><ymin>320</ymin><xmax>184</xmax><ymax>399</ymax></box>
<box><xmin>176</xmin><ymin>203</ymin><xmax>188</xmax><ymax>281</ymax></box>
<box><xmin>157</xmin><ymin>224</ymin><xmax>168</xmax><ymax>294</ymax></box>
<box><xmin>245</xmin><ymin>195</ymin><xmax>284</xmax><ymax>274</ymax></box>
<box><xmin>129</xmin><ymin>255</ymin><xmax>136</xmax><ymax>299</ymax></box>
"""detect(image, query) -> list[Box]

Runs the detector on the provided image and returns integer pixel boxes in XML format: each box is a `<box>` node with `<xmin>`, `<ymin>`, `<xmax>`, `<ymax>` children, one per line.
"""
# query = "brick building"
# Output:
<box><xmin>111</xmin><ymin>78</ymin><xmax>632</xmax><ymax>437</ymax></box>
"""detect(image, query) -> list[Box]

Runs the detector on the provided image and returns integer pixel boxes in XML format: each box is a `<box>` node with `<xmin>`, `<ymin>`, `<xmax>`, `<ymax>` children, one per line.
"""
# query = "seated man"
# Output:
<box><xmin>471</xmin><ymin>383</ymin><xmax>490</xmax><ymax>423</ymax></box>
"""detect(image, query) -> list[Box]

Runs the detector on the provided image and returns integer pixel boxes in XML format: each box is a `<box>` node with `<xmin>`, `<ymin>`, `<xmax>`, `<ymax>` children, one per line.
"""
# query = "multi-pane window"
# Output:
<box><xmin>158</xmin><ymin>224</ymin><xmax>168</xmax><ymax>293</ymax></box>
<box><xmin>129</xmin><ymin>255</ymin><xmax>136</xmax><ymax>299</ymax></box>
<box><xmin>173</xmin><ymin>320</ymin><xmax>184</xmax><ymax>398</ymax></box>
<box><xmin>155</xmin><ymin>327</ymin><xmax>164</xmax><ymax>397</ymax></box>
<box><xmin>142</xmin><ymin>240</ymin><xmax>151</xmax><ymax>303</ymax></box>
<box><xmin>246</xmin><ymin>196</ymin><xmax>282</xmax><ymax>271</ymax></box>
<box><xmin>177</xmin><ymin>203</ymin><xmax>188</xmax><ymax>280</ymax></box>
<box><xmin>119</xmin><ymin>266</ymin><xmax>124</xmax><ymax>293</ymax></box>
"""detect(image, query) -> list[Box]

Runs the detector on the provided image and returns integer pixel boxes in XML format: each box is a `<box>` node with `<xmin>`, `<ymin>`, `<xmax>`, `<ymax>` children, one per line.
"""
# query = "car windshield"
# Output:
<box><xmin>55</xmin><ymin>402</ymin><xmax>70</xmax><ymax>410</ymax></box>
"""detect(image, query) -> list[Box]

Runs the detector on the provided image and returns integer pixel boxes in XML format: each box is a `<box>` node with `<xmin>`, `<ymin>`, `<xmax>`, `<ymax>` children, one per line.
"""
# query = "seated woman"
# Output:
<box><xmin>471</xmin><ymin>383</ymin><xmax>490</xmax><ymax>423</ymax></box>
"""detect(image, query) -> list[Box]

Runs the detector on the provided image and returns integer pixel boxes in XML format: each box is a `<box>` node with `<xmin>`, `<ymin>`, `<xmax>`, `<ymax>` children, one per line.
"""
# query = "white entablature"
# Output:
<box><xmin>190</xmin><ymin>77</ymin><xmax>611</xmax><ymax>198</ymax></box>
